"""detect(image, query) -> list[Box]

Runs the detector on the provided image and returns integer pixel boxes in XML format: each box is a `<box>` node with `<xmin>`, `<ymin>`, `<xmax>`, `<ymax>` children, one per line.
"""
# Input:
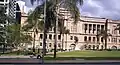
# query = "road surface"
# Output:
<box><xmin>0</xmin><ymin>63</ymin><xmax>120</xmax><ymax>65</ymax></box>
<box><xmin>0</xmin><ymin>58</ymin><xmax>119</xmax><ymax>65</ymax></box>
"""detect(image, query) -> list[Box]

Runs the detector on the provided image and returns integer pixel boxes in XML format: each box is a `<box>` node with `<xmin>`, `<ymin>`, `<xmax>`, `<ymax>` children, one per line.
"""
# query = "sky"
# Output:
<box><xmin>20</xmin><ymin>0</ymin><xmax>120</xmax><ymax>20</ymax></box>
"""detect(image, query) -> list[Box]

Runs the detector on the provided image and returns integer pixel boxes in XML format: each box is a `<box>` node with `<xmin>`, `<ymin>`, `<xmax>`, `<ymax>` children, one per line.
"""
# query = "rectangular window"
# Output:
<box><xmin>93</xmin><ymin>24</ymin><xmax>96</xmax><ymax>30</ymax></box>
<box><xmin>40</xmin><ymin>34</ymin><xmax>43</xmax><ymax>39</ymax></box>
<box><xmin>93</xmin><ymin>24</ymin><xmax>96</xmax><ymax>34</ymax></box>
<box><xmin>97</xmin><ymin>37</ymin><xmax>99</xmax><ymax>42</ymax></box>
<box><xmin>109</xmin><ymin>38</ymin><xmax>110</xmax><ymax>42</ymax></box>
<box><xmin>49</xmin><ymin>34</ymin><xmax>52</xmax><ymax>39</ymax></box>
<box><xmin>84</xmin><ymin>24</ymin><xmax>87</xmax><ymax>30</ymax></box>
<box><xmin>71</xmin><ymin>25</ymin><xmax>77</xmax><ymax>32</ymax></box>
<box><xmin>101</xmin><ymin>37</ymin><xmax>103</xmax><ymax>42</ymax></box>
<box><xmin>84</xmin><ymin>36</ymin><xmax>87</xmax><ymax>41</ymax></box>
<box><xmin>119</xmin><ymin>30</ymin><xmax>120</xmax><ymax>34</ymax></box>
<box><xmin>49</xmin><ymin>27</ymin><xmax>52</xmax><ymax>31</ymax></box>
<box><xmin>45</xmin><ymin>34</ymin><xmax>47</xmax><ymax>39</ymax></box>
<box><xmin>58</xmin><ymin>43</ymin><xmax>61</xmax><ymax>47</ymax></box>
<box><xmin>84</xmin><ymin>24</ymin><xmax>87</xmax><ymax>33</ymax></box>
<box><xmin>85</xmin><ymin>30</ymin><xmax>87</xmax><ymax>33</ymax></box>
<box><xmin>97</xmin><ymin>25</ymin><xmax>100</xmax><ymax>31</ymax></box>
<box><xmin>89</xmin><ymin>24</ymin><xmax>92</xmax><ymax>30</ymax></box>
<box><xmin>54</xmin><ymin>35</ymin><xmax>55</xmax><ymax>39</ymax></box>
<box><xmin>40</xmin><ymin>42</ymin><xmax>42</xmax><ymax>46</ymax></box>
<box><xmin>49</xmin><ymin>43</ymin><xmax>51</xmax><ymax>47</ymax></box>
<box><xmin>111</xmin><ymin>38</ymin><xmax>113</xmax><ymax>42</ymax></box>
<box><xmin>93</xmin><ymin>37</ymin><xmax>95</xmax><ymax>42</ymax></box>
<box><xmin>101</xmin><ymin>25</ymin><xmax>104</xmax><ymax>30</ymax></box>
<box><xmin>58</xmin><ymin>35</ymin><xmax>61</xmax><ymax>40</ymax></box>
<box><xmin>89</xmin><ymin>37</ymin><xmax>91</xmax><ymax>42</ymax></box>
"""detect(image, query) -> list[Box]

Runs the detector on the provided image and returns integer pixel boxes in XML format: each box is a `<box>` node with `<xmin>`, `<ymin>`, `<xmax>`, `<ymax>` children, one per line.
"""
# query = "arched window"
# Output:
<box><xmin>96</xmin><ymin>45</ymin><xmax>99</xmax><ymax>49</ymax></box>
<box><xmin>88</xmin><ymin>45</ymin><xmax>91</xmax><ymax>49</ymax></box>
<box><xmin>111</xmin><ymin>46</ymin><xmax>117</xmax><ymax>50</ymax></box>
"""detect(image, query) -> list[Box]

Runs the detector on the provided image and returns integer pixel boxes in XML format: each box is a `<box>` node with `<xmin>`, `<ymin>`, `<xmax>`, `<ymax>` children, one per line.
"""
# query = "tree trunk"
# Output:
<box><xmin>62</xmin><ymin>34</ymin><xmax>64</xmax><ymax>51</ymax></box>
<box><xmin>97</xmin><ymin>31</ymin><xmax>99</xmax><ymax>50</ymax></box>
<box><xmin>43</xmin><ymin>29</ymin><xmax>47</xmax><ymax>55</ymax></box>
<box><xmin>105</xmin><ymin>19</ymin><xmax>108</xmax><ymax>50</ymax></box>
<box><xmin>2</xmin><ymin>44</ymin><xmax>5</xmax><ymax>54</ymax></box>
<box><xmin>33</xmin><ymin>29</ymin><xmax>36</xmax><ymax>52</ymax></box>
<box><xmin>54</xmin><ymin>0</ymin><xmax>59</xmax><ymax>58</ymax></box>
<box><xmin>42</xmin><ymin>0</ymin><xmax>47</xmax><ymax>60</ymax></box>
<box><xmin>65</xmin><ymin>34</ymin><xmax>67</xmax><ymax>50</ymax></box>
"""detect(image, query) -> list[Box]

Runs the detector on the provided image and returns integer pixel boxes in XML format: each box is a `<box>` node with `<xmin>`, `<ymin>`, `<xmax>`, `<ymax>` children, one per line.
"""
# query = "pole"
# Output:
<box><xmin>42</xmin><ymin>0</ymin><xmax>47</xmax><ymax>63</ymax></box>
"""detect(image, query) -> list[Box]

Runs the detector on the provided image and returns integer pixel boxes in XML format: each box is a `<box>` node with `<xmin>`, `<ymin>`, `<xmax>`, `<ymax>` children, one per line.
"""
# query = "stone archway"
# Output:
<box><xmin>111</xmin><ymin>46</ymin><xmax>117</xmax><ymax>50</ymax></box>
<box><xmin>70</xmin><ymin>44</ymin><xmax>76</xmax><ymax>50</ymax></box>
<box><xmin>88</xmin><ymin>45</ymin><xmax>91</xmax><ymax>50</ymax></box>
<box><xmin>96</xmin><ymin>45</ymin><xmax>99</xmax><ymax>50</ymax></box>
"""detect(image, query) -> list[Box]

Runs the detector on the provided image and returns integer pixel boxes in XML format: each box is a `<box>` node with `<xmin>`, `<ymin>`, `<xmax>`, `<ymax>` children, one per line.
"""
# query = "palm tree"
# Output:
<box><xmin>96</xmin><ymin>19</ymin><xmax>112</xmax><ymax>50</ymax></box>
<box><xmin>28</xmin><ymin>0</ymin><xmax>83</xmax><ymax>58</ymax></box>
<box><xmin>22</xmin><ymin>9</ymin><xmax>44</xmax><ymax>53</ymax></box>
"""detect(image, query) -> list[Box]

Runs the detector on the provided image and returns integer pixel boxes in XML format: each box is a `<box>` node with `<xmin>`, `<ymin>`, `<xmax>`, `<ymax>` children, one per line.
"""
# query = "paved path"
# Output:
<box><xmin>0</xmin><ymin>55</ymin><xmax>31</xmax><ymax>58</ymax></box>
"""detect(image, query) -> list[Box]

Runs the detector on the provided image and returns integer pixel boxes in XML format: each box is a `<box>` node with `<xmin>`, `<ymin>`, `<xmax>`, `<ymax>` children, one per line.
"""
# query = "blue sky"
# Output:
<box><xmin>21</xmin><ymin>0</ymin><xmax>120</xmax><ymax>20</ymax></box>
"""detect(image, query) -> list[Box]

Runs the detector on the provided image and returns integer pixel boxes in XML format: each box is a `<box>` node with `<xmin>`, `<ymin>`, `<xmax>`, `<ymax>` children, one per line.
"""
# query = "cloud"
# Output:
<box><xmin>80</xmin><ymin>0</ymin><xmax>120</xmax><ymax>20</ymax></box>
<box><xmin>21</xmin><ymin>0</ymin><xmax>120</xmax><ymax>20</ymax></box>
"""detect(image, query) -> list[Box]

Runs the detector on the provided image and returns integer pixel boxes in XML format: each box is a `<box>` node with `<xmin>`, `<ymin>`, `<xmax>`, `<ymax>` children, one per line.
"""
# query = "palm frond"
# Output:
<box><xmin>61</xmin><ymin>0</ymin><xmax>83</xmax><ymax>24</ymax></box>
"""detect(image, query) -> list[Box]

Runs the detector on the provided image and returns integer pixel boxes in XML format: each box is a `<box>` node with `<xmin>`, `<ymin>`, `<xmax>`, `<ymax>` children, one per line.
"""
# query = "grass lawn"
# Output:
<box><xmin>56</xmin><ymin>50</ymin><xmax>120</xmax><ymax>57</ymax></box>
<box><xmin>1</xmin><ymin>50</ymin><xmax>120</xmax><ymax>60</ymax></box>
<box><xmin>44</xmin><ymin>50</ymin><xmax>120</xmax><ymax>60</ymax></box>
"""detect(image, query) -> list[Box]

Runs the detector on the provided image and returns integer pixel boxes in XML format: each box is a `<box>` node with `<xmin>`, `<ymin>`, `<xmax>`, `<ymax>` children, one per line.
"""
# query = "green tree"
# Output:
<box><xmin>22</xmin><ymin>8</ymin><xmax>44</xmax><ymax>53</ymax></box>
<box><xmin>7</xmin><ymin>24</ymin><xmax>33</xmax><ymax>51</ymax></box>
<box><xmin>26</xmin><ymin>0</ymin><xmax>83</xmax><ymax>58</ymax></box>
<box><xmin>0</xmin><ymin>7</ymin><xmax>14</xmax><ymax>53</ymax></box>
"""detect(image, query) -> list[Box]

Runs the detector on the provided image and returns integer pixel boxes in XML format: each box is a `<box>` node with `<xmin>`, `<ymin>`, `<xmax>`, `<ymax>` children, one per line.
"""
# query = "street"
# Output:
<box><xmin>0</xmin><ymin>58</ymin><xmax>119</xmax><ymax>65</ymax></box>
<box><xmin>0</xmin><ymin>63</ymin><xmax>120</xmax><ymax>65</ymax></box>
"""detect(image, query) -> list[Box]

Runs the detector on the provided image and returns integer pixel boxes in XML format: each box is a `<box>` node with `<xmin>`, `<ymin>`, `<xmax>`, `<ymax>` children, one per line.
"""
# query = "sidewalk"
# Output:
<box><xmin>0</xmin><ymin>55</ymin><xmax>31</xmax><ymax>58</ymax></box>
